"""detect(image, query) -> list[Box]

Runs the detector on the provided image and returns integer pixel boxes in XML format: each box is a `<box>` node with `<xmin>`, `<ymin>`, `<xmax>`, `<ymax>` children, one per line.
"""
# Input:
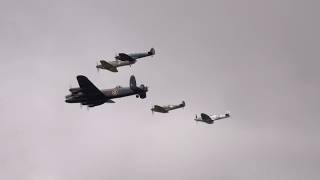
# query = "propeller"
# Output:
<box><xmin>115</xmin><ymin>52</ymin><xmax>119</xmax><ymax>61</ymax></box>
<box><xmin>195</xmin><ymin>114</ymin><xmax>198</xmax><ymax>124</ymax></box>
<box><xmin>96</xmin><ymin>62</ymin><xmax>100</xmax><ymax>72</ymax></box>
<box><xmin>195</xmin><ymin>115</ymin><xmax>198</xmax><ymax>124</ymax></box>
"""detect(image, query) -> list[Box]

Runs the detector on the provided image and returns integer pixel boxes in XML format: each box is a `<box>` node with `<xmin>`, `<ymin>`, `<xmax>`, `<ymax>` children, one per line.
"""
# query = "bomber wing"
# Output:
<box><xmin>76</xmin><ymin>75</ymin><xmax>106</xmax><ymax>98</ymax></box>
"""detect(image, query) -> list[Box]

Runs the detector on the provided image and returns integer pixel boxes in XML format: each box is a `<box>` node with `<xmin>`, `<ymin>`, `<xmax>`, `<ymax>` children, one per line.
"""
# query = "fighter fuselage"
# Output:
<box><xmin>97</xmin><ymin>60</ymin><xmax>136</xmax><ymax>69</ymax></box>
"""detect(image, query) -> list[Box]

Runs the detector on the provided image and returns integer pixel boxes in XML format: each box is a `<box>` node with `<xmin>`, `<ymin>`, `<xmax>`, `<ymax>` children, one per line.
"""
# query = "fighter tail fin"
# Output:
<box><xmin>181</xmin><ymin>101</ymin><xmax>186</xmax><ymax>107</ymax></box>
<box><xmin>148</xmin><ymin>48</ymin><xmax>155</xmax><ymax>55</ymax></box>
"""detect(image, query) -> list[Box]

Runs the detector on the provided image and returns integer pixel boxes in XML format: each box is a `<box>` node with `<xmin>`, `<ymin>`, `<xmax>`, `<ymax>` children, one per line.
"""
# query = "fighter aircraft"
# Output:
<box><xmin>65</xmin><ymin>75</ymin><xmax>148</xmax><ymax>108</ymax></box>
<box><xmin>194</xmin><ymin>112</ymin><xmax>230</xmax><ymax>124</ymax></box>
<box><xmin>96</xmin><ymin>48</ymin><xmax>155</xmax><ymax>72</ymax></box>
<box><xmin>151</xmin><ymin>101</ymin><xmax>185</xmax><ymax>114</ymax></box>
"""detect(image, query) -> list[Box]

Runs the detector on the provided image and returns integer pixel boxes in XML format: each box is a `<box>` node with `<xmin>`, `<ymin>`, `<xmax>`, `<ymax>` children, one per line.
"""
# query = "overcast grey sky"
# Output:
<box><xmin>1</xmin><ymin>0</ymin><xmax>320</xmax><ymax>180</ymax></box>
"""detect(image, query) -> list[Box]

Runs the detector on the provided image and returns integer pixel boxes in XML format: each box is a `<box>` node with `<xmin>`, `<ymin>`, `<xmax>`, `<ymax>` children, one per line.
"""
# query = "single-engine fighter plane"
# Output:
<box><xmin>194</xmin><ymin>112</ymin><xmax>230</xmax><ymax>124</ymax></box>
<box><xmin>151</xmin><ymin>101</ymin><xmax>185</xmax><ymax>114</ymax></box>
<box><xmin>96</xmin><ymin>48</ymin><xmax>155</xmax><ymax>72</ymax></box>
<box><xmin>65</xmin><ymin>75</ymin><xmax>148</xmax><ymax>108</ymax></box>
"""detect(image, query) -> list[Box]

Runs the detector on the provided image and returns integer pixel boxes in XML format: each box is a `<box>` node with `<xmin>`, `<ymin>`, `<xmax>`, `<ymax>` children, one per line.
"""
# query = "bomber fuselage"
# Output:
<box><xmin>65</xmin><ymin>86</ymin><xmax>146</xmax><ymax>104</ymax></box>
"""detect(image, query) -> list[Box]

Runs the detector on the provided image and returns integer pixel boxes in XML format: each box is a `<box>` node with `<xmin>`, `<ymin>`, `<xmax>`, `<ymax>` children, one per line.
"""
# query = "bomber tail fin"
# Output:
<box><xmin>130</xmin><ymin>75</ymin><xmax>148</xmax><ymax>98</ymax></box>
<box><xmin>130</xmin><ymin>75</ymin><xmax>137</xmax><ymax>90</ymax></box>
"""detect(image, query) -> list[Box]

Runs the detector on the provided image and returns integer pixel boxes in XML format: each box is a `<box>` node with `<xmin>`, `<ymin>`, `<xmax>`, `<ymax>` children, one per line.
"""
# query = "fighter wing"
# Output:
<box><xmin>76</xmin><ymin>75</ymin><xmax>106</xmax><ymax>98</ymax></box>
<box><xmin>129</xmin><ymin>53</ymin><xmax>150</xmax><ymax>59</ymax></box>
<box><xmin>100</xmin><ymin>60</ymin><xmax>118</xmax><ymax>72</ymax></box>
<box><xmin>154</xmin><ymin>105</ymin><xmax>168</xmax><ymax>112</ymax></box>
<box><xmin>168</xmin><ymin>105</ymin><xmax>180</xmax><ymax>111</ymax></box>
<box><xmin>214</xmin><ymin>114</ymin><xmax>230</xmax><ymax>121</ymax></box>
<box><xmin>201</xmin><ymin>113</ymin><xmax>212</xmax><ymax>121</ymax></box>
<box><xmin>169</xmin><ymin>101</ymin><xmax>185</xmax><ymax>110</ymax></box>
<box><xmin>116</xmin><ymin>53</ymin><xmax>136</xmax><ymax>62</ymax></box>
<box><xmin>130</xmin><ymin>48</ymin><xmax>155</xmax><ymax>59</ymax></box>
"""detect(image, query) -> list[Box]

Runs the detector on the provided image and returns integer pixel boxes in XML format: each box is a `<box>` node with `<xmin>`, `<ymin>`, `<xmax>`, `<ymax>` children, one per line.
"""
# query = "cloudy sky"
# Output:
<box><xmin>0</xmin><ymin>0</ymin><xmax>319</xmax><ymax>179</ymax></box>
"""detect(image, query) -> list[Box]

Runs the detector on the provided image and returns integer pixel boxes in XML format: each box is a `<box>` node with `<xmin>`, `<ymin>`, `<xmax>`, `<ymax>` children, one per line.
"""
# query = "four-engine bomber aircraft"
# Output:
<box><xmin>151</xmin><ymin>101</ymin><xmax>185</xmax><ymax>114</ymax></box>
<box><xmin>65</xmin><ymin>75</ymin><xmax>148</xmax><ymax>108</ymax></box>
<box><xmin>194</xmin><ymin>112</ymin><xmax>230</xmax><ymax>124</ymax></box>
<box><xmin>96</xmin><ymin>48</ymin><xmax>155</xmax><ymax>72</ymax></box>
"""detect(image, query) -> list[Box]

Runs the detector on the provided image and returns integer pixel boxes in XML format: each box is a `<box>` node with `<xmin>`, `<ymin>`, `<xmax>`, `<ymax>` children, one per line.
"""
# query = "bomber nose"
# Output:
<box><xmin>65</xmin><ymin>94</ymin><xmax>74</xmax><ymax>103</ymax></box>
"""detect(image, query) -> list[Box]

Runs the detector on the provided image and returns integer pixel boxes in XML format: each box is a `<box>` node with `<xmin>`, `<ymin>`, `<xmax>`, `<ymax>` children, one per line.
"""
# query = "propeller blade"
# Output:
<box><xmin>96</xmin><ymin>62</ymin><xmax>100</xmax><ymax>72</ymax></box>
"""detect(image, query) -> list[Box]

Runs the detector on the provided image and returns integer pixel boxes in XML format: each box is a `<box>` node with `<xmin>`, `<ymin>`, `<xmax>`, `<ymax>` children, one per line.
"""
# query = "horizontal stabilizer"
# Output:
<box><xmin>139</xmin><ymin>92</ymin><xmax>146</xmax><ymax>99</ymax></box>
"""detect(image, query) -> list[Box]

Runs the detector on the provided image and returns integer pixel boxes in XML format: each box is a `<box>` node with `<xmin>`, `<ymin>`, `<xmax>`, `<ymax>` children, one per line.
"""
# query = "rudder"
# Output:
<box><xmin>130</xmin><ymin>75</ymin><xmax>137</xmax><ymax>90</ymax></box>
<box><xmin>148</xmin><ymin>48</ymin><xmax>155</xmax><ymax>55</ymax></box>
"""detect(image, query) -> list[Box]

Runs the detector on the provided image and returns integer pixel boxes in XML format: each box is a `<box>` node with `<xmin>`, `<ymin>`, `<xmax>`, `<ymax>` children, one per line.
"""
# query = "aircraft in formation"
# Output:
<box><xmin>194</xmin><ymin>112</ymin><xmax>230</xmax><ymax>124</ymax></box>
<box><xmin>65</xmin><ymin>75</ymin><xmax>148</xmax><ymax>107</ymax></box>
<box><xmin>65</xmin><ymin>47</ymin><xmax>231</xmax><ymax>124</ymax></box>
<box><xmin>96</xmin><ymin>48</ymin><xmax>155</xmax><ymax>72</ymax></box>
<box><xmin>151</xmin><ymin>101</ymin><xmax>185</xmax><ymax>114</ymax></box>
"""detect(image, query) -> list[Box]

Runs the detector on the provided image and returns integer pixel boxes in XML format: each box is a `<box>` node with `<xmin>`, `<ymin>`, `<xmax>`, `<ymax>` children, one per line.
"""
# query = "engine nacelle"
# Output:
<box><xmin>69</xmin><ymin>87</ymin><xmax>81</xmax><ymax>93</ymax></box>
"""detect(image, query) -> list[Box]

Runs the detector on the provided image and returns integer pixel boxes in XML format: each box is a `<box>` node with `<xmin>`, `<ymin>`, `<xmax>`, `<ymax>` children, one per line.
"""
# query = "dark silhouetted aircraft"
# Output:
<box><xmin>96</xmin><ymin>48</ymin><xmax>155</xmax><ymax>72</ymax></box>
<box><xmin>65</xmin><ymin>75</ymin><xmax>148</xmax><ymax>108</ymax></box>
<box><xmin>194</xmin><ymin>112</ymin><xmax>230</xmax><ymax>124</ymax></box>
<box><xmin>151</xmin><ymin>101</ymin><xmax>185</xmax><ymax>114</ymax></box>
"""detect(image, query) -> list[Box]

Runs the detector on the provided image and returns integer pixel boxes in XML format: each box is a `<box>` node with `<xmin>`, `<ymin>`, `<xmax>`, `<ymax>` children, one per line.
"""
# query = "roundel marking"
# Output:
<box><xmin>112</xmin><ymin>88</ymin><xmax>118</xmax><ymax>96</ymax></box>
